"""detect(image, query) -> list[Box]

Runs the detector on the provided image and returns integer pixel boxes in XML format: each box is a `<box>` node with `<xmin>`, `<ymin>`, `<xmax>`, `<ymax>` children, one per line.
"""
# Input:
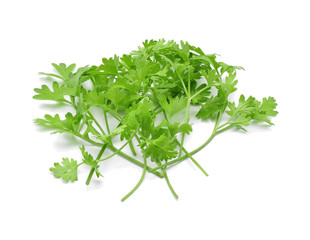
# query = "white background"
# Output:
<box><xmin>1</xmin><ymin>0</ymin><xmax>309</xmax><ymax>239</ymax></box>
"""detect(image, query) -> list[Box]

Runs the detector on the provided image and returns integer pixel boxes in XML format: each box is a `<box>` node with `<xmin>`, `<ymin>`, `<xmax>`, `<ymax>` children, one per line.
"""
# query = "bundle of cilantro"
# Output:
<box><xmin>33</xmin><ymin>39</ymin><xmax>278</xmax><ymax>201</ymax></box>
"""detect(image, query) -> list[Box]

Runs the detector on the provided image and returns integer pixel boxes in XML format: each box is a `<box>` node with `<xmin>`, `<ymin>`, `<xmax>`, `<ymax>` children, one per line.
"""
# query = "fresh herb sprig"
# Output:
<box><xmin>33</xmin><ymin>39</ymin><xmax>278</xmax><ymax>201</ymax></box>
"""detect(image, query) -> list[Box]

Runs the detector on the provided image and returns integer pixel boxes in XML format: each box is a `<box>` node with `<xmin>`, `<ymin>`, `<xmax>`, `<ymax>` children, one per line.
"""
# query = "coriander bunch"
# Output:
<box><xmin>33</xmin><ymin>39</ymin><xmax>278</xmax><ymax>201</ymax></box>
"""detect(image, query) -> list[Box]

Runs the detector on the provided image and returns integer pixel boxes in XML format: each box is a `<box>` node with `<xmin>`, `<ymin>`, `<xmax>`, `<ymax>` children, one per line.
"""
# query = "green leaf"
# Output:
<box><xmin>105</xmin><ymin>86</ymin><xmax>127</xmax><ymax>110</ymax></box>
<box><xmin>96</xmin><ymin>125</ymin><xmax>127</xmax><ymax>144</ymax></box>
<box><xmin>252</xmin><ymin>97</ymin><xmax>278</xmax><ymax>125</ymax></box>
<box><xmin>196</xmin><ymin>89</ymin><xmax>227</xmax><ymax>120</ymax></box>
<box><xmin>219</xmin><ymin>72</ymin><xmax>238</xmax><ymax>96</ymax></box>
<box><xmin>100</xmin><ymin>55</ymin><xmax>120</xmax><ymax>75</ymax></box>
<box><xmin>34</xmin><ymin>113</ymin><xmax>81</xmax><ymax>134</ymax></box>
<box><xmin>50</xmin><ymin>158</ymin><xmax>78</xmax><ymax>182</ymax></box>
<box><xmin>168</xmin><ymin>122</ymin><xmax>192</xmax><ymax>136</ymax></box>
<box><xmin>158</xmin><ymin>95</ymin><xmax>187</xmax><ymax>118</ymax></box>
<box><xmin>51</xmin><ymin>63</ymin><xmax>76</xmax><ymax>81</ymax></box>
<box><xmin>226</xmin><ymin>95</ymin><xmax>278</xmax><ymax>129</ymax></box>
<box><xmin>121</xmin><ymin>98</ymin><xmax>155</xmax><ymax>138</ymax></box>
<box><xmin>33</xmin><ymin>82</ymin><xmax>75</xmax><ymax>102</ymax></box>
<box><xmin>64</xmin><ymin>65</ymin><xmax>90</xmax><ymax>89</ymax></box>
<box><xmin>141</xmin><ymin>134</ymin><xmax>178</xmax><ymax>163</ymax></box>
<box><xmin>80</xmin><ymin>146</ymin><xmax>103</xmax><ymax>178</ymax></box>
<box><xmin>218</xmin><ymin>62</ymin><xmax>244</xmax><ymax>75</ymax></box>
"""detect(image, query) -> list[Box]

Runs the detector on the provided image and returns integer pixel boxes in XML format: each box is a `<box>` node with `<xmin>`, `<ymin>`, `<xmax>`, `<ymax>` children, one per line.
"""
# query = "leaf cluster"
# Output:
<box><xmin>33</xmin><ymin>39</ymin><xmax>278</xmax><ymax>200</ymax></box>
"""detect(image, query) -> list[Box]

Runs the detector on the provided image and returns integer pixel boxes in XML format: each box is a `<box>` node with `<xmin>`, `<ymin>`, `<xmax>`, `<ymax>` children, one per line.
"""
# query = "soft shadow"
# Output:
<box><xmin>55</xmin><ymin>135</ymin><xmax>81</xmax><ymax>147</ymax></box>
<box><xmin>85</xmin><ymin>178</ymin><xmax>104</xmax><ymax>191</ymax></box>
<box><xmin>244</xmin><ymin>121</ymin><xmax>274</xmax><ymax>134</ymax></box>
<box><xmin>38</xmin><ymin>102</ymin><xmax>70</xmax><ymax>110</ymax></box>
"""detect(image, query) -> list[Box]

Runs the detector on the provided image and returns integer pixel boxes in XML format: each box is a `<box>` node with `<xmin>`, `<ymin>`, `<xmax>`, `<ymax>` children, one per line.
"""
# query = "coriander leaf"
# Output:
<box><xmin>219</xmin><ymin>72</ymin><xmax>238</xmax><ymax>96</ymax></box>
<box><xmin>34</xmin><ymin>113</ymin><xmax>81</xmax><ymax>134</ymax></box>
<box><xmin>100</xmin><ymin>55</ymin><xmax>120</xmax><ymax>75</ymax></box>
<box><xmin>80</xmin><ymin>146</ymin><xmax>103</xmax><ymax>178</ymax></box>
<box><xmin>64</xmin><ymin>65</ymin><xmax>90</xmax><ymax>90</ymax></box>
<box><xmin>218</xmin><ymin>62</ymin><xmax>244</xmax><ymax>75</ymax></box>
<box><xmin>105</xmin><ymin>86</ymin><xmax>127</xmax><ymax>110</ymax></box>
<box><xmin>51</xmin><ymin>63</ymin><xmax>76</xmax><ymax>81</ymax></box>
<box><xmin>226</xmin><ymin>95</ymin><xmax>257</xmax><ymax>128</ymax></box>
<box><xmin>167</xmin><ymin>122</ymin><xmax>192</xmax><ymax>136</ymax></box>
<box><xmin>158</xmin><ymin>95</ymin><xmax>187</xmax><ymax>118</ymax></box>
<box><xmin>196</xmin><ymin>89</ymin><xmax>227</xmax><ymax>120</ymax></box>
<box><xmin>226</xmin><ymin>95</ymin><xmax>278</xmax><ymax>129</ymax></box>
<box><xmin>50</xmin><ymin>158</ymin><xmax>78</xmax><ymax>182</ymax></box>
<box><xmin>33</xmin><ymin>82</ymin><xmax>75</xmax><ymax>102</ymax></box>
<box><xmin>141</xmin><ymin>134</ymin><xmax>178</xmax><ymax>163</ymax></box>
<box><xmin>84</xmin><ymin>91</ymin><xmax>105</xmax><ymax>106</ymax></box>
<box><xmin>96</xmin><ymin>125</ymin><xmax>127</xmax><ymax>144</ymax></box>
<box><xmin>201</xmin><ymin>69</ymin><xmax>219</xmax><ymax>86</ymax></box>
<box><xmin>252</xmin><ymin>97</ymin><xmax>278</xmax><ymax>125</ymax></box>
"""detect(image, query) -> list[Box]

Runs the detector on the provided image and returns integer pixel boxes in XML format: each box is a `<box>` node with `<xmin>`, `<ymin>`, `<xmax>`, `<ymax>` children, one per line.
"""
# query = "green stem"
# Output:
<box><xmin>178</xmin><ymin>98</ymin><xmax>191</xmax><ymax>158</ymax></box>
<box><xmin>177</xmin><ymin>143</ymin><xmax>208</xmax><ymax>177</ymax></box>
<box><xmin>86</xmin><ymin>168</ymin><xmax>95</xmax><ymax>185</ymax></box>
<box><xmin>102</xmin><ymin>106</ymin><xmax>122</xmax><ymax>122</ymax></box>
<box><xmin>87</xmin><ymin>110</ymin><xmax>106</xmax><ymax>135</ymax></box>
<box><xmin>159</xmin><ymin>54</ymin><xmax>188</xmax><ymax>96</ymax></box>
<box><xmin>155</xmin><ymin>108</ymin><xmax>163</xmax><ymax>115</ymax></box>
<box><xmin>154</xmin><ymin>105</ymin><xmax>161</xmax><ymax>112</ymax></box>
<box><xmin>150</xmin><ymin>111</ymin><xmax>225</xmax><ymax>172</ymax></box>
<box><xmin>121</xmin><ymin>155</ymin><xmax>147</xmax><ymax>202</ymax></box>
<box><xmin>129</xmin><ymin>140</ymin><xmax>137</xmax><ymax>156</ymax></box>
<box><xmin>63</xmin><ymin>99</ymin><xmax>72</xmax><ymax>105</ymax></box>
<box><xmin>216</xmin><ymin>124</ymin><xmax>234</xmax><ymax>134</ymax></box>
<box><xmin>98</xmin><ymin>133</ymin><xmax>136</xmax><ymax>162</ymax></box>
<box><xmin>103</xmin><ymin>110</ymin><xmax>111</xmax><ymax>134</ymax></box>
<box><xmin>156</xmin><ymin>160</ymin><xmax>178</xmax><ymax>199</ymax></box>
<box><xmin>70</xmin><ymin>96</ymin><xmax>76</xmax><ymax>109</ymax></box>
<box><xmin>190</xmin><ymin>85</ymin><xmax>211</xmax><ymax>100</ymax></box>
<box><xmin>86</xmin><ymin>144</ymin><xmax>107</xmax><ymax>185</ymax></box>
<box><xmin>77</xmin><ymin>116</ymin><xmax>87</xmax><ymax>133</ymax></box>
<box><xmin>75</xmin><ymin>133</ymin><xmax>164</xmax><ymax>178</ymax></box>
<box><xmin>109</xmin><ymin>144</ymin><xmax>163</xmax><ymax>177</ymax></box>
<box><xmin>162</xmin><ymin>165</ymin><xmax>178</xmax><ymax>199</ymax></box>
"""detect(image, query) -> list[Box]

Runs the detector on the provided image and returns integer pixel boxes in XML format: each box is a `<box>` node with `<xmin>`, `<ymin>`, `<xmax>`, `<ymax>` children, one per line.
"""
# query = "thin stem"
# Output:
<box><xmin>75</xmin><ymin>132</ymin><xmax>164</xmax><ymax>178</ymax></box>
<box><xmin>98</xmin><ymin>133</ymin><xmax>136</xmax><ymax>162</ymax></box>
<box><xmin>187</xmin><ymin>66</ymin><xmax>191</xmax><ymax>95</ymax></box>
<box><xmin>178</xmin><ymin>98</ymin><xmax>191</xmax><ymax>158</ymax></box>
<box><xmin>86</xmin><ymin>144</ymin><xmax>107</xmax><ymax>185</ymax></box>
<box><xmin>87</xmin><ymin>110</ymin><xmax>106</xmax><ymax>135</ymax></box>
<box><xmin>109</xmin><ymin>144</ymin><xmax>163</xmax><ymax>178</ymax></box>
<box><xmin>102</xmin><ymin>106</ymin><xmax>122</xmax><ymax>122</ymax></box>
<box><xmin>70</xmin><ymin>96</ymin><xmax>76</xmax><ymax>109</ymax></box>
<box><xmin>162</xmin><ymin>110</ymin><xmax>168</xmax><ymax>121</ymax></box>
<box><xmin>150</xmin><ymin>131</ymin><xmax>216</xmax><ymax>172</ymax></box>
<box><xmin>159</xmin><ymin>54</ymin><xmax>188</xmax><ymax>96</ymax></box>
<box><xmin>103</xmin><ymin>110</ymin><xmax>111</xmax><ymax>134</ymax></box>
<box><xmin>216</xmin><ymin>124</ymin><xmax>234</xmax><ymax>134</ymax></box>
<box><xmin>63</xmin><ymin>99</ymin><xmax>72</xmax><ymax>105</ymax></box>
<box><xmin>162</xmin><ymin>165</ymin><xmax>178</xmax><ymax>199</ymax></box>
<box><xmin>77</xmin><ymin>116</ymin><xmax>87</xmax><ymax>133</ymax></box>
<box><xmin>75</xmin><ymin>133</ymin><xmax>104</xmax><ymax>147</ymax></box>
<box><xmin>156</xmin><ymin>160</ymin><xmax>178</xmax><ymax>199</ymax></box>
<box><xmin>150</xmin><ymin>111</ymin><xmax>224</xmax><ymax>172</ymax></box>
<box><xmin>154</xmin><ymin>105</ymin><xmax>161</xmax><ymax>112</ymax></box>
<box><xmin>121</xmin><ymin>155</ymin><xmax>147</xmax><ymax>202</ymax></box>
<box><xmin>190</xmin><ymin>85</ymin><xmax>211</xmax><ymax>100</ymax></box>
<box><xmin>85</xmin><ymin>168</ymin><xmax>95</xmax><ymax>185</ymax></box>
<box><xmin>155</xmin><ymin>108</ymin><xmax>163</xmax><ymax>115</ymax></box>
<box><xmin>177</xmin><ymin>142</ymin><xmax>208</xmax><ymax>177</ymax></box>
<box><xmin>129</xmin><ymin>140</ymin><xmax>137</xmax><ymax>156</ymax></box>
